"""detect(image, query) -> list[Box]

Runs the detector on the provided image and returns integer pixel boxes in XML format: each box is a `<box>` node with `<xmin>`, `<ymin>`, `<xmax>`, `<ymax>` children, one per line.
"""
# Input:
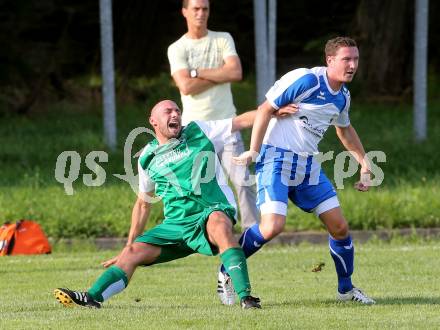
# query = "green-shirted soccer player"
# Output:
<box><xmin>54</xmin><ymin>100</ymin><xmax>293</xmax><ymax>309</ymax></box>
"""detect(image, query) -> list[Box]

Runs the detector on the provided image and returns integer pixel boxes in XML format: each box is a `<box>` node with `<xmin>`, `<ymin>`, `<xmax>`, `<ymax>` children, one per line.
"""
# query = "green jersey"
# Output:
<box><xmin>138</xmin><ymin>119</ymin><xmax>237</xmax><ymax>223</ymax></box>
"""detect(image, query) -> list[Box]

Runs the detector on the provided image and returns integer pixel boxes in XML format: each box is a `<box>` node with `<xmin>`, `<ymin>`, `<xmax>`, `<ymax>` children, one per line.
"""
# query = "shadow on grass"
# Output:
<box><xmin>102</xmin><ymin>302</ymin><xmax>200</xmax><ymax>311</ymax></box>
<box><xmin>34</xmin><ymin>296</ymin><xmax>440</xmax><ymax>313</ymax></box>
<box><xmin>375</xmin><ymin>297</ymin><xmax>440</xmax><ymax>305</ymax></box>
<box><xmin>264</xmin><ymin>296</ymin><xmax>440</xmax><ymax>308</ymax></box>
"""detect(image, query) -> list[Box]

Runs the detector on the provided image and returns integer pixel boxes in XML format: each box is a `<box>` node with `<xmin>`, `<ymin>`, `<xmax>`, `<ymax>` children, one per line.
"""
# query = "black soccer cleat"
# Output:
<box><xmin>54</xmin><ymin>288</ymin><xmax>101</xmax><ymax>309</ymax></box>
<box><xmin>240</xmin><ymin>295</ymin><xmax>261</xmax><ymax>309</ymax></box>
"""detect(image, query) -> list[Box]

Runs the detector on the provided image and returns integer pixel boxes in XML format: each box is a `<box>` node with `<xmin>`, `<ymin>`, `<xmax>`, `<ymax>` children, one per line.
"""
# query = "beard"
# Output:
<box><xmin>159</xmin><ymin>125</ymin><xmax>181</xmax><ymax>140</ymax></box>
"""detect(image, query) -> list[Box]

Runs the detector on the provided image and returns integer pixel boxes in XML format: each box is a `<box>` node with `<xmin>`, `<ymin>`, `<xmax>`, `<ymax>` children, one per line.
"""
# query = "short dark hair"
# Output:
<box><xmin>182</xmin><ymin>0</ymin><xmax>210</xmax><ymax>8</ymax></box>
<box><xmin>325</xmin><ymin>37</ymin><xmax>357</xmax><ymax>57</ymax></box>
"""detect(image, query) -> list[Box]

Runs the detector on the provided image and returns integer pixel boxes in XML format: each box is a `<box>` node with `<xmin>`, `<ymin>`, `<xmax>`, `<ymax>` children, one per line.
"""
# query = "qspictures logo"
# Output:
<box><xmin>54</xmin><ymin>127</ymin><xmax>386</xmax><ymax>203</ymax></box>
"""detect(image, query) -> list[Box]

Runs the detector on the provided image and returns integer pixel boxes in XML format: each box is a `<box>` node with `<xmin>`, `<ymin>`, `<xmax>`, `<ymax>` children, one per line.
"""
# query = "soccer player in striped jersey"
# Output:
<box><xmin>218</xmin><ymin>37</ymin><xmax>375</xmax><ymax>305</ymax></box>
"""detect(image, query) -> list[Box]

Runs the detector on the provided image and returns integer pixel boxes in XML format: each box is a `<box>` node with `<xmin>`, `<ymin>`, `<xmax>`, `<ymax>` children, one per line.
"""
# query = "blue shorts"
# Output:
<box><xmin>256</xmin><ymin>145</ymin><xmax>339</xmax><ymax>216</ymax></box>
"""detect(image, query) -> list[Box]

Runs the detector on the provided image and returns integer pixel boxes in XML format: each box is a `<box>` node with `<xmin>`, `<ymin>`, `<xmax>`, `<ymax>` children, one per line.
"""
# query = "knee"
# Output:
<box><xmin>260</xmin><ymin>219</ymin><xmax>285</xmax><ymax>240</ymax></box>
<box><xmin>329</xmin><ymin>220</ymin><xmax>349</xmax><ymax>240</ymax></box>
<box><xmin>118</xmin><ymin>244</ymin><xmax>151</xmax><ymax>269</ymax></box>
<box><xmin>117</xmin><ymin>245</ymin><xmax>137</xmax><ymax>266</ymax></box>
<box><xmin>117</xmin><ymin>243</ymin><xmax>160</xmax><ymax>269</ymax></box>
<box><xmin>208</xmin><ymin>212</ymin><xmax>234</xmax><ymax>236</ymax></box>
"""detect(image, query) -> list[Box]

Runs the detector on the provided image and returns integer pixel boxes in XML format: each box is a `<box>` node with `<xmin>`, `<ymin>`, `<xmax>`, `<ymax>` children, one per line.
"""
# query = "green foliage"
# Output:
<box><xmin>1</xmin><ymin>77</ymin><xmax>440</xmax><ymax>238</ymax></box>
<box><xmin>2</xmin><ymin>0</ymin><xmax>440</xmax><ymax>115</ymax></box>
<box><xmin>123</xmin><ymin>73</ymin><xmax>181</xmax><ymax>105</ymax></box>
<box><xmin>1</xmin><ymin>242</ymin><xmax>440</xmax><ymax>328</ymax></box>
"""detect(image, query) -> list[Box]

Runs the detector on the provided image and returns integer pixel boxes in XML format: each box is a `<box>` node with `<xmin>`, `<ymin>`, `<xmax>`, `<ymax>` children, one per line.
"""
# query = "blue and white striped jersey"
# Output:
<box><xmin>264</xmin><ymin>66</ymin><xmax>351</xmax><ymax>154</ymax></box>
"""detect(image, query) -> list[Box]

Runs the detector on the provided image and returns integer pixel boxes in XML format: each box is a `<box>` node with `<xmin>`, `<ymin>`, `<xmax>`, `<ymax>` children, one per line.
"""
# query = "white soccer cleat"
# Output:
<box><xmin>217</xmin><ymin>267</ymin><xmax>236</xmax><ymax>305</ymax></box>
<box><xmin>337</xmin><ymin>287</ymin><xmax>376</xmax><ymax>305</ymax></box>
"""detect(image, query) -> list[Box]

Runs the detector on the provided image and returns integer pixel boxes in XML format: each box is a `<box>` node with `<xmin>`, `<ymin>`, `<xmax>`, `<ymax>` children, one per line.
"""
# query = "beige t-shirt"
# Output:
<box><xmin>168</xmin><ymin>30</ymin><xmax>238</xmax><ymax>125</ymax></box>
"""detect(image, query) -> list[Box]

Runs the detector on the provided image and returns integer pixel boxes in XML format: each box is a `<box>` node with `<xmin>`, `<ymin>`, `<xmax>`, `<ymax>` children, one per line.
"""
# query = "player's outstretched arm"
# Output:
<box><xmin>126</xmin><ymin>192</ymin><xmax>153</xmax><ymax>244</ymax></box>
<box><xmin>273</xmin><ymin>103</ymin><xmax>299</xmax><ymax>118</ymax></box>
<box><xmin>101</xmin><ymin>192</ymin><xmax>153</xmax><ymax>268</ymax></box>
<box><xmin>335</xmin><ymin>125</ymin><xmax>371</xmax><ymax>191</ymax></box>
<box><xmin>231</xmin><ymin>110</ymin><xmax>257</xmax><ymax>132</ymax></box>
<box><xmin>231</xmin><ymin>104</ymin><xmax>298</xmax><ymax>132</ymax></box>
<box><xmin>233</xmin><ymin>101</ymin><xmax>276</xmax><ymax>166</ymax></box>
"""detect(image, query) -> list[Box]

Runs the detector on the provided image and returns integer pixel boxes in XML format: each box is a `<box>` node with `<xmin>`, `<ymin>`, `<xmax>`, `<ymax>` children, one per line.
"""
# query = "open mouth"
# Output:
<box><xmin>168</xmin><ymin>122</ymin><xmax>179</xmax><ymax>129</ymax></box>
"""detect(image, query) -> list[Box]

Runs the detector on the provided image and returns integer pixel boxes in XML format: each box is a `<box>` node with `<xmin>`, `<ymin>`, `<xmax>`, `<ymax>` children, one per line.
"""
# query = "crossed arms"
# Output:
<box><xmin>171</xmin><ymin>55</ymin><xmax>242</xmax><ymax>96</ymax></box>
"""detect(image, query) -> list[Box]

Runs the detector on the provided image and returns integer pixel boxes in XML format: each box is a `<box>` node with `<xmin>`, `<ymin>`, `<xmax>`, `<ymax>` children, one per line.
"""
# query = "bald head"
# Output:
<box><xmin>150</xmin><ymin>100</ymin><xmax>179</xmax><ymax>119</ymax></box>
<box><xmin>149</xmin><ymin>100</ymin><xmax>182</xmax><ymax>144</ymax></box>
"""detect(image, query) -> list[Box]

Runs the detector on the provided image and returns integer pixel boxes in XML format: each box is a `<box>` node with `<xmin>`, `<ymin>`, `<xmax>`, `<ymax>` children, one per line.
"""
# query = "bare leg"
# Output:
<box><xmin>319</xmin><ymin>207</ymin><xmax>349</xmax><ymax>239</ymax></box>
<box><xmin>259</xmin><ymin>213</ymin><xmax>286</xmax><ymax>240</ymax></box>
<box><xmin>115</xmin><ymin>242</ymin><xmax>161</xmax><ymax>280</ymax></box>
<box><xmin>85</xmin><ymin>242</ymin><xmax>161</xmax><ymax>303</ymax></box>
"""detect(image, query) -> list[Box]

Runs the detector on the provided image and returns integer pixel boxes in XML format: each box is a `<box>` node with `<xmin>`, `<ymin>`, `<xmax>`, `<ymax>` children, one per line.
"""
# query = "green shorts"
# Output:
<box><xmin>134</xmin><ymin>206</ymin><xmax>235</xmax><ymax>265</ymax></box>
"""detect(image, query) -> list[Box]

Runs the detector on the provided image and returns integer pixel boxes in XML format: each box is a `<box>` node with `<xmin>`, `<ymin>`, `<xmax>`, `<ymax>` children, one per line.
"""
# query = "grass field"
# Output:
<box><xmin>1</xmin><ymin>241</ymin><xmax>440</xmax><ymax>329</ymax></box>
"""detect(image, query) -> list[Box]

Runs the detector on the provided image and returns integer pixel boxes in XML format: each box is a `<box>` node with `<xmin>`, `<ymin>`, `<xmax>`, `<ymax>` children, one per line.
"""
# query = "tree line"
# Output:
<box><xmin>0</xmin><ymin>0</ymin><xmax>438</xmax><ymax>114</ymax></box>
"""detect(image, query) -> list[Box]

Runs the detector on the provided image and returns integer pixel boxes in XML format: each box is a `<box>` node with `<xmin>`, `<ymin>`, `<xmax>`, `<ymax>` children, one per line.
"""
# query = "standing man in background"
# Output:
<box><xmin>167</xmin><ymin>0</ymin><xmax>259</xmax><ymax>234</ymax></box>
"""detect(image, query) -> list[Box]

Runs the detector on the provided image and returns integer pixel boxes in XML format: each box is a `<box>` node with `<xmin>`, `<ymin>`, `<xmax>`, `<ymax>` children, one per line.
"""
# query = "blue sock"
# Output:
<box><xmin>220</xmin><ymin>224</ymin><xmax>268</xmax><ymax>273</ymax></box>
<box><xmin>329</xmin><ymin>235</ymin><xmax>354</xmax><ymax>293</ymax></box>
<box><xmin>239</xmin><ymin>224</ymin><xmax>268</xmax><ymax>258</ymax></box>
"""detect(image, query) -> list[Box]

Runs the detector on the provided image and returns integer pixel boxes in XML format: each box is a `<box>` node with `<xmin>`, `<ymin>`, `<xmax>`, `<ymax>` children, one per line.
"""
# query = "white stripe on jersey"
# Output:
<box><xmin>264</xmin><ymin>66</ymin><xmax>351</xmax><ymax>154</ymax></box>
<box><xmin>266</xmin><ymin>68</ymin><xmax>320</xmax><ymax>109</ymax></box>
